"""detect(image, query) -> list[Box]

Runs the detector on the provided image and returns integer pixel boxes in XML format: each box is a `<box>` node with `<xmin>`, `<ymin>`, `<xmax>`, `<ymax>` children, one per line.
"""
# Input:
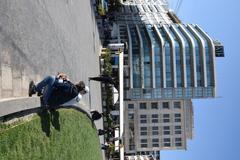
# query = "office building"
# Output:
<box><xmin>109</xmin><ymin>0</ymin><xmax>223</xmax><ymax>156</ymax></box>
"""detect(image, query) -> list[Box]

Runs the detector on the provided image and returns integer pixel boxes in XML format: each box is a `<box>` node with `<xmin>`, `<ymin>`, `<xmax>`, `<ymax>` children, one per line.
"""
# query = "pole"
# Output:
<box><xmin>119</xmin><ymin>50</ymin><xmax>124</xmax><ymax>160</ymax></box>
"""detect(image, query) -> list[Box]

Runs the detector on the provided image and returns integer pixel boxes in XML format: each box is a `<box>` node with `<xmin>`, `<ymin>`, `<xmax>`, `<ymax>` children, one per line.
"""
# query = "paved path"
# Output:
<box><xmin>0</xmin><ymin>0</ymin><xmax>105</xmax><ymax>159</ymax></box>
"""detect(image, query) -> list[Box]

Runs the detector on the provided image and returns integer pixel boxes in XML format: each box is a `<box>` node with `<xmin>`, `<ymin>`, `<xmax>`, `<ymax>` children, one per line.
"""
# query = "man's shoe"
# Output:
<box><xmin>28</xmin><ymin>81</ymin><xmax>36</xmax><ymax>97</ymax></box>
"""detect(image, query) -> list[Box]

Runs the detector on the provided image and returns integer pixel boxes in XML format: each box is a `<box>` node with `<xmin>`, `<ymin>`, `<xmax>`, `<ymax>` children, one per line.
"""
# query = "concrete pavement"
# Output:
<box><xmin>0</xmin><ymin>0</ymin><xmax>105</xmax><ymax>159</ymax></box>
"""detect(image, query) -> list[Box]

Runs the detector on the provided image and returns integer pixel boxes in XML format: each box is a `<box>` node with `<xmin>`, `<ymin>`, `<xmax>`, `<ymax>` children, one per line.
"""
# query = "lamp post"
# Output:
<box><xmin>107</xmin><ymin>43</ymin><xmax>124</xmax><ymax>160</ymax></box>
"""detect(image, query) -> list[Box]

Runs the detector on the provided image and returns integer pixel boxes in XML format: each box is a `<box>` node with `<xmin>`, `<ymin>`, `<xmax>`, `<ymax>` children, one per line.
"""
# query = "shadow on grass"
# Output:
<box><xmin>38</xmin><ymin>108</ymin><xmax>60</xmax><ymax>137</ymax></box>
<box><xmin>50</xmin><ymin>109</ymin><xmax>60</xmax><ymax>131</ymax></box>
<box><xmin>38</xmin><ymin>110</ymin><xmax>51</xmax><ymax>137</ymax></box>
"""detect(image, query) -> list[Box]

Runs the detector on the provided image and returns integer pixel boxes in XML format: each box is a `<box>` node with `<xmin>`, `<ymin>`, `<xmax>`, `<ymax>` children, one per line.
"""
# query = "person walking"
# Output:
<box><xmin>89</xmin><ymin>74</ymin><xmax>118</xmax><ymax>88</ymax></box>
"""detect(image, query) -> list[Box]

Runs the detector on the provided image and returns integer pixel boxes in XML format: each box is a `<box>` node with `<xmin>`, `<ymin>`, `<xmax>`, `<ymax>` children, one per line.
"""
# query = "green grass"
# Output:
<box><xmin>0</xmin><ymin>109</ymin><xmax>102</xmax><ymax>160</ymax></box>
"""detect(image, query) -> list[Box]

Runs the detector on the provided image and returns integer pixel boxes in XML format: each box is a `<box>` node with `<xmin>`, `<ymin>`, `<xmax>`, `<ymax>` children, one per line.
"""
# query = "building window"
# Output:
<box><xmin>152</xmin><ymin>114</ymin><xmax>158</xmax><ymax>123</ymax></box>
<box><xmin>175</xmin><ymin>114</ymin><xmax>181</xmax><ymax>118</ymax></box>
<box><xmin>174</xmin><ymin>114</ymin><xmax>181</xmax><ymax>122</ymax></box>
<box><xmin>141</xmin><ymin>139</ymin><xmax>147</xmax><ymax>143</ymax></box>
<box><xmin>141</xmin><ymin>144</ymin><xmax>148</xmax><ymax>148</ymax></box>
<box><xmin>175</xmin><ymin>138</ymin><xmax>182</xmax><ymax>147</ymax></box>
<box><xmin>141</xmin><ymin>131</ymin><xmax>147</xmax><ymax>136</ymax></box>
<box><xmin>174</xmin><ymin>102</ymin><xmax>181</xmax><ymax>109</ymax></box>
<box><xmin>163</xmin><ymin>138</ymin><xmax>171</xmax><ymax>147</ymax></box>
<box><xmin>152</xmin><ymin>138</ymin><xmax>159</xmax><ymax>147</ymax></box>
<box><xmin>141</xmin><ymin>127</ymin><xmax>147</xmax><ymax>131</ymax></box>
<box><xmin>140</xmin><ymin>103</ymin><xmax>147</xmax><ymax>109</ymax></box>
<box><xmin>141</xmin><ymin>120</ymin><xmax>147</xmax><ymax>123</ymax></box>
<box><xmin>175</xmin><ymin>118</ymin><xmax>181</xmax><ymax>122</ymax></box>
<box><xmin>128</xmin><ymin>113</ymin><xmax>134</xmax><ymax>120</ymax></box>
<box><xmin>151</xmin><ymin>102</ymin><xmax>158</xmax><ymax>109</ymax></box>
<box><xmin>152</xmin><ymin>126</ymin><xmax>159</xmax><ymax>135</ymax></box>
<box><xmin>128</xmin><ymin>104</ymin><xmax>134</xmax><ymax>109</ymax></box>
<box><xmin>163</xmin><ymin>114</ymin><xmax>170</xmax><ymax>123</ymax></box>
<box><xmin>152</xmin><ymin>144</ymin><xmax>159</xmax><ymax>147</ymax></box>
<box><xmin>185</xmin><ymin>88</ymin><xmax>193</xmax><ymax>97</ymax></box>
<box><xmin>140</xmin><ymin>127</ymin><xmax>147</xmax><ymax>136</ymax></box>
<box><xmin>175</xmin><ymin>142</ymin><xmax>182</xmax><ymax>147</ymax></box>
<box><xmin>163</xmin><ymin>126</ymin><xmax>170</xmax><ymax>135</ymax></box>
<box><xmin>141</xmin><ymin>139</ymin><xmax>148</xmax><ymax>148</ymax></box>
<box><xmin>175</xmin><ymin>126</ymin><xmax>182</xmax><ymax>134</ymax></box>
<box><xmin>175</xmin><ymin>88</ymin><xmax>183</xmax><ymax>98</ymax></box>
<box><xmin>162</xmin><ymin>102</ymin><xmax>169</xmax><ymax>109</ymax></box>
<box><xmin>140</xmin><ymin>114</ymin><xmax>147</xmax><ymax>124</ymax></box>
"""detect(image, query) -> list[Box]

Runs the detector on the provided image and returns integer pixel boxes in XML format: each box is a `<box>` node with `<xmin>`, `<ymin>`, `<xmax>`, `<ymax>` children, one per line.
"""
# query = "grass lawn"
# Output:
<box><xmin>0</xmin><ymin>109</ymin><xmax>102</xmax><ymax>160</ymax></box>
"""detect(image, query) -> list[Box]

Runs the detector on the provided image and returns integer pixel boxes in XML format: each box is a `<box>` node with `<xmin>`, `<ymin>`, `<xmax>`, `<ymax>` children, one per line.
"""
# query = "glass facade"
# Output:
<box><xmin>126</xmin><ymin>23</ymin><xmax>215</xmax><ymax>99</ymax></box>
<box><xmin>129</xmin><ymin>25</ymin><xmax>141</xmax><ymax>88</ymax></box>
<box><xmin>175</xmin><ymin>25</ymin><xmax>193</xmax><ymax>87</ymax></box>
<box><xmin>146</xmin><ymin>25</ymin><xmax>162</xmax><ymax>88</ymax></box>
<box><xmin>183</xmin><ymin>25</ymin><xmax>203</xmax><ymax>86</ymax></box>
<box><xmin>157</xmin><ymin>26</ymin><xmax>173</xmax><ymax>87</ymax></box>
<box><xmin>194</xmin><ymin>26</ymin><xmax>214</xmax><ymax>87</ymax></box>
<box><xmin>168</xmin><ymin>27</ymin><xmax>183</xmax><ymax>87</ymax></box>
<box><xmin>139</xmin><ymin>25</ymin><xmax>152</xmax><ymax>88</ymax></box>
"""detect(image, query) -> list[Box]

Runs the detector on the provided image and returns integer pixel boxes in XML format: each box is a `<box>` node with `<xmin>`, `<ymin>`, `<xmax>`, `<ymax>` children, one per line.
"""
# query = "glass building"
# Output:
<box><xmin>112</xmin><ymin>0</ymin><xmax>224</xmax><ymax>157</ymax></box>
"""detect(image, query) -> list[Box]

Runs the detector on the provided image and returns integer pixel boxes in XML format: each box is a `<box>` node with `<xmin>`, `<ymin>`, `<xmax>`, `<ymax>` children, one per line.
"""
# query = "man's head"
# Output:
<box><xmin>75</xmin><ymin>81</ymin><xmax>89</xmax><ymax>95</ymax></box>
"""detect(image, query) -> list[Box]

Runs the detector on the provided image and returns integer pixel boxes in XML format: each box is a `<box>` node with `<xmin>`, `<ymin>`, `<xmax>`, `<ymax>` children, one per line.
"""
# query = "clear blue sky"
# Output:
<box><xmin>161</xmin><ymin>0</ymin><xmax>240</xmax><ymax>160</ymax></box>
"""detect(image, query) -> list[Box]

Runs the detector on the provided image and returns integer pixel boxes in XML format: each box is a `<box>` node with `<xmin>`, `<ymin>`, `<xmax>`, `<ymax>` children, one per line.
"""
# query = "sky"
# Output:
<box><xmin>161</xmin><ymin>0</ymin><xmax>240</xmax><ymax>160</ymax></box>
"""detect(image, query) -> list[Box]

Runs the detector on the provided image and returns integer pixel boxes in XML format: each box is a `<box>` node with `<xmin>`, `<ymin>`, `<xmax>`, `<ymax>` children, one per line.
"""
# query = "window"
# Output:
<box><xmin>152</xmin><ymin>138</ymin><xmax>159</xmax><ymax>147</ymax></box>
<box><xmin>152</xmin><ymin>114</ymin><xmax>158</xmax><ymax>123</ymax></box>
<box><xmin>174</xmin><ymin>102</ymin><xmax>181</xmax><ymax>109</ymax></box>
<box><xmin>175</xmin><ymin>118</ymin><xmax>181</xmax><ymax>122</ymax></box>
<box><xmin>163</xmin><ymin>114</ymin><xmax>170</xmax><ymax>123</ymax></box>
<box><xmin>141</xmin><ymin>139</ymin><xmax>147</xmax><ymax>143</ymax></box>
<box><xmin>162</xmin><ymin>102</ymin><xmax>169</xmax><ymax>109</ymax></box>
<box><xmin>163</xmin><ymin>126</ymin><xmax>170</xmax><ymax>130</ymax></box>
<box><xmin>128</xmin><ymin>113</ymin><xmax>134</xmax><ymax>120</ymax></box>
<box><xmin>174</xmin><ymin>114</ymin><xmax>181</xmax><ymax>122</ymax></box>
<box><xmin>128</xmin><ymin>104</ymin><xmax>134</xmax><ymax>109</ymax></box>
<box><xmin>175</xmin><ymin>114</ymin><xmax>181</xmax><ymax>118</ymax></box>
<box><xmin>152</xmin><ymin>126</ymin><xmax>159</xmax><ymax>135</ymax></box>
<box><xmin>141</xmin><ymin>139</ymin><xmax>148</xmax><ymax>148</ymax></box>
<box><xmin>152</xmin><ymin>144</ymin><xmax>159</xmax><ymax>147</ymax></box>
<box><xmin>163</xmin><ymin>138</ymin><xmax>171</xmax><ymax>147</ymax></box>
<box><xmin>175</xmin><ymin>142</ymin><xmax>182</xmax><ymax>147</ymax></box>
<box><xmin>163</xmin><ymin>114</ymin><xmax>170</xmax><ymax>118</ymax></box>
<box><xmin>140</xmin><ymin>103</ymin><xmax>147</xmax><ymax>109</ymax></box>
<box><xmin>164</xmin><ymin>138</ymin><xmax>170</xmax><ymax>142</ymax></box>
<box><xmin>140</xmin><ymin>115</ymin><xmax>147</xmax><ymax>118</ymax></box>
<box><xmin>163</xmin><ymin>126</ymin><xmax>170</xmax><ymax>135</ymax></box>
<box><xmin>140</xmin><ymin>114</ymin><xmax>147</xmax><ymax>124</ymax></box>
<box><xmin>175</xmin><ymin>138</ymin><xmax>182</xmax><ymax>147</ymax></box>
<box><xmin>141</xmin><ymin>131</ymin><xmax>147</xmax><ymax>136</ymax></box>
<box><xmin>141</xmin><ymin>127</ymin><xmax>147</xmax><ymax>131</ymax></box>
<box><xmin>151</xmin><ymin>102</ymin><xmax>158</xmax><ymax>109</ymax></box>
<box><xmin>141</xmin><ymin>144</ymin><xmax>148</xmax><ymax>148</ymax></box>
<box><xmin>163</xmin><ymin>119</ymin><xmax>170</xmax><ymax>123</ymax></box>
<box><xmin>140</xmin><ymin>127</ymin><xmax>147</xmax><ymax>136</ymax></box>
<box><xmin>175</xmin><ymin>126</ymin><xmax>181</xmax><ymax>130</ymax></box>
<box><xmin>175</xmin><ymin>126</ymin><xmax>181</xmax><ymax>133</ymax></box>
